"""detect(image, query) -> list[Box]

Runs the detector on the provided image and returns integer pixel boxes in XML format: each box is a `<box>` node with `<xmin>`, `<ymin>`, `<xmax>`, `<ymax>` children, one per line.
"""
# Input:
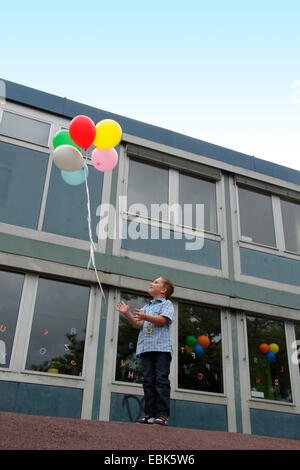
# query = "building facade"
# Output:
<box><xmin>0</xmin><ymin>79</ymin><xmax>300</xmax><ymax>439</ymax></box>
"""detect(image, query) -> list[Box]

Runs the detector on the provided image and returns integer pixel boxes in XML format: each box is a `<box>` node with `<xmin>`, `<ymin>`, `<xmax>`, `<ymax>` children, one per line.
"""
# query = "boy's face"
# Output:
<box><xmin>148</xmin><ymin>277</ymin><xmax>167</xmax><ymax>299</ymax></box>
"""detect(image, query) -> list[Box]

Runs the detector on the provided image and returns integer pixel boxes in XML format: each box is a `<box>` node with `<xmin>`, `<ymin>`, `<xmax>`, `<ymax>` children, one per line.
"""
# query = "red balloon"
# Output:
<box><xmin>69</xmin><ymin>115</ymin><xmax>96</xmax><ymax>150</ymax></box>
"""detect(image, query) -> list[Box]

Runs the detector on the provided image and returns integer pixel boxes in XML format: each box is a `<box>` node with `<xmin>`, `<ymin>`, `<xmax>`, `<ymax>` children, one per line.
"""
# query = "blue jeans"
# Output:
<box><xmin>140</xmin><ymin>351</ymin><xmax>171</xmax><ymax>417</ymax></box>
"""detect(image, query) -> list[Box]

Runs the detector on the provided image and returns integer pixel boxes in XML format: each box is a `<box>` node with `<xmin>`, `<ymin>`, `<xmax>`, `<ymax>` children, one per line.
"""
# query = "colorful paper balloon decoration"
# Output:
<box><xmin>61</xmin><ymin>166</ymin><xmax>88</xmax><ymax>186</ymax></box>
<box><xmin>259</xmin><ymin>342</ymin><xmax>279</xmax><ymax>362</ymax></box>
<box><xmin>269</xmin><ymin>343</ymin><xmax>279</xmax><ymax>354</ymax></box>
<box><xmin>93</xmin><ymin>119</ymin><xmax>122</xmax><ymax>150</ymax></box>
<box><xmin>53</xmin><ymin>129</ymin><xmax>80</xmax><ymax>151</ymax></box>
<box><xmin>265</xmin><ymin>351</ymin><xmax>276</xmax><ymax>362</ymax></box>
<box><xmin>91</xmin><ymin>148</ymin><xmax>118</xmax><ymax>172</ymax></box>
<box><xmin>186</xmin><ymin>336</ymin><xmax>197</xmax><ymax>347</ymax></box>
<box><xmin>53</xmin><ymin>145</ymin><xmax>84</xmax><ymax>172</ymax></box>
<box><xmin>69</xmin><ymin>115</ymin><xmax>96</xmax><ymax>150</ymax></box>
<box><xmin>197</xmin><ymin>335</ymin><xmax>210</xmax><ymax>348</ymax></box>
<box><xmin>259</xmin><ymin>343</ymin><xmax>270</xmax><ymax>354</ymax></box>
<box><xmin>193</xmin><ymin>344</ymin><xmax>204</xmax><ymax>356</ymax></box>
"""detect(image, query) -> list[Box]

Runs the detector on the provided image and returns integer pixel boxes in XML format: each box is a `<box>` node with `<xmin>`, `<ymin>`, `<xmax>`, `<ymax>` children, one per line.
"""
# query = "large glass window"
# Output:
<box><xmin>179</xmin><ymin>173</ymin><xmax>217</xmax><ymax>233</ymax></box>
<box><xmin>25</xmin><ymin>278</ymin><xmax>90</xmax><ymax>376</ymax></box>
<box><xmin>178</xmin><ymin>302</ymin><xmax>223</xmax><ymax>393</ymax></box>
<box><xmin>42</xmin><ymin>162</ymin><xmax>103</xmax><ymax>240</ymax></box>
<box><xmin>0</xmin><ymin>141</ymin><xmax>48</xmax><ymax>229</ymax></box>
<box><xmin>246</xmin><ymin>315</ymin><xmax>292</xmax><ymax>402</ymax></box>
<box><xmin>0</xmin><ymin>270</ymin><xmax>24</xmax><ymax>368</ymax></box>
<box><xmin>281</xmin><ymin>198</ymin><xmax>300</xmax><ymax>254</ymax></box>
<box><xmin>127</xmin><ymin>159</ymin><xmax>169</xmax><ymax>219</ymax></box>
<box><xmin>115</xmin><ymin>291</ymin><xmax>150</xmax><ymax>384</ymax></box>
<box><xmin>238</xmin><ymin>186</ymin><xmax>276</xmax><ymax>247</ymax></box>
<box><xmin>0</xmin><ymin>111</ymin><xmax>50</xmax><ymax>146</ymax></box>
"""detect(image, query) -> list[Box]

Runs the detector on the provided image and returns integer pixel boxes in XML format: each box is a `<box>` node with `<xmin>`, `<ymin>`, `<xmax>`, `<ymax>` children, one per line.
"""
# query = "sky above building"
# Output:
<box><xmin>1</xmin><ymin>0</ymin><xmax>300</xmax><ymax>170</ymax></box>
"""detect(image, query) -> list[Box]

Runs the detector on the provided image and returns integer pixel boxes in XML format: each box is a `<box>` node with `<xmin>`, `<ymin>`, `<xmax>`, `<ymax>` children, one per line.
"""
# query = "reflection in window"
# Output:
<box><xmin>26</xmin><ymin>278</ymin><xmax>90</xmax><ymax>376</ymax></box>
<box><xmin>0</xmin><ymin>141</ymin><xmax>48</xmax><ymax>228</ymax></box>
<box><xmin>43</xmin><ymin>162</ymin><xmax>103</xmax><ymax>240</ymax></box>
<box><xmin>178</xmin><ymin>302</ymin><xmax>223</xmax><ymax>393</ymax></box>
<box><xmin>179</xmin><ymin>173</ymin><xmax>217</xmax><ymax>233</ymax></box>
<box><xmin>0</xmin><ymin>270</ymin><xmax>24</xmax><ymax>368</ymax></box>
<box><xmin>281</xmin><ymin>199</ymin><xmax>300</xmax><ymax>254</ymax></box>
<box><xmin>246</xmin><ymin>315</ymin><xmax>292</xmax><ymax>402</ymax></box>
<box><xmin>0</xmin><ymin>111</ymin><xmax>50</xmax><ymax>146</ymax></box>
<box><xmin>238</xmin><ymin>186</ymin><xmax>276</xmax><ymax>247</ymax></box>
<box><xmin>115</xmin><ymin>291</ymin><xmax>150</xmax><ymax>384</ymax></box>
<box><xmin>127</xmin><ymin>160</ymin><xmax>169</xmax><ymax>219</ymax></box>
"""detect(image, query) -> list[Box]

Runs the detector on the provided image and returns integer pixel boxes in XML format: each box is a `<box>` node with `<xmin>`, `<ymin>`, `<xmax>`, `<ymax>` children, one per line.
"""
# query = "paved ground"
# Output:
<box><xmin>1</xmin><ymin>412</ymin><xmax>300</xmax><ymax>451</ymax></box>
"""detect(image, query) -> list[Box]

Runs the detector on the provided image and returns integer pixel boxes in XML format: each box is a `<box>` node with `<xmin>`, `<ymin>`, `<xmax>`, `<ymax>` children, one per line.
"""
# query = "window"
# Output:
<box><xmin>179</xmin><ymin>173</ymin><xmax>217</xmax><ymax>232</ymax></box>
<box><xmin>127</xmin><ymin>159</ymin><xmax>169</xmax><ymax>219</ymax></box>
<box><xmin>281</xmin><ymin>199</ymin><xmax>300</xmax><ymax>254</ymax></box>
<box><xmin>42</xmin><ymin>162</ymin><xmax>103</xmax><ymax>240</ymax></box>
<box><xmin>25</xmin><ymin>278</ymin><xmax>90</xmax><ymax>376</ymax></box>
<box><xmin>0</xmin><ymin>270</ymin><xmax>24</xmax><ymax>368</ymax></box>
<box><xmin>0</xmin><ymin>111</ymin><xmax>50</xmax><ymax>146</ymax></box>
<box><xmin>238</xmin><ymin>186</ymin><xmax>276</xmax><ymax>247</ymax></box>
<box><xmin>115</xmin><ymin>291</ymin><xmax>150</xmax><ymax>384</ymax></box>
<box><xmin>0</xmin><ymin>141</ymin><xmax>48</xmax><ymax>229</ymax></box>
<box><xmin>178</xmin><ymin>302</ymin><xmax>223</xmax><ymax>393</ymax></box>
<box><xmin>246</xmin><ymin>315</ymin><xmax>292</xmax><ymax>402</ymax></box>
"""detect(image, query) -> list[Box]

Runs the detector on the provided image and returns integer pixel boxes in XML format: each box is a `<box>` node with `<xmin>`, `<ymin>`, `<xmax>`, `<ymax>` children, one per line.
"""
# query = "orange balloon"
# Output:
<box><xmin>259</xmin><ymin>343</ymin><xmax>270</xmax><ymax>354</ymax></box>
<box><xmin>197</xmin><ymin>335</ymin><xmax>210</xmax><ymax>348</ymax></box>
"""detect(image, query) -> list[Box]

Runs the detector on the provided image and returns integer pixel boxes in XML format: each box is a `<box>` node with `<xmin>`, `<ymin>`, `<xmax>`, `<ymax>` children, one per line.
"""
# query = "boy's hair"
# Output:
<box><xmin>160</xmin><ymin>277</ymin><xmax>175</xmax><ymax>300</ymax></box>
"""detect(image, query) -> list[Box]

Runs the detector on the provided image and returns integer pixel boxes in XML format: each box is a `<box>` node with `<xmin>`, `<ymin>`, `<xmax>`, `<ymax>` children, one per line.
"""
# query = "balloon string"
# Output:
<box><xmin>83</xmin><ymin>160</ymin><xmax>106</xmax><ymax>301</ymax></box>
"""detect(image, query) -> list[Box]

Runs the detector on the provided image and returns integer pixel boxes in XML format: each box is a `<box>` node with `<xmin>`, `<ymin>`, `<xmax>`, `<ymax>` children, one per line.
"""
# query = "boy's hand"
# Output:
<box><xmin>116</xmin><ymin>300</ymin><xmax>131</xmax><ymax>315</ymax></box>
<box><xmin>133</xmin><ymin>308</ymin><xmax>145</xmax><ymax>321</ymax></box>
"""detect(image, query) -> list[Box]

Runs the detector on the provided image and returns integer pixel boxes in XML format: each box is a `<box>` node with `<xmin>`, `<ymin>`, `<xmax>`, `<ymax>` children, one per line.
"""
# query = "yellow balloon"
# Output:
<box><xmin>269</xmin><ymin>343</ymin><xmax>279</xmax><ymax>354</ymax></box>
<box><xmin>93</xmin><ymin>119</ymin><xmax>122</xmax><ymax>150</ymax></box>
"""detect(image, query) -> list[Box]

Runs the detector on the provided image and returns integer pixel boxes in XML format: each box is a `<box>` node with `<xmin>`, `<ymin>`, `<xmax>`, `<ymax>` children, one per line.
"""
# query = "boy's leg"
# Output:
<box><xmin>153</xmin><ymin>352</ymin><xmax>171</xmax><ymax>418</ymax></box>
<box><xmin>140</xmin><ymin>352</ymin><xmax>157</xmax><ymax>418</ymax></box>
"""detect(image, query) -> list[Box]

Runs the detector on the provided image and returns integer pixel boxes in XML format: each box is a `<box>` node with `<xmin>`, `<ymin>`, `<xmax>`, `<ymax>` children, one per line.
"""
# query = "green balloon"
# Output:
<box><xmin>186</xmin><ymin>336</ymin><xmax>197</xmax><ymax>347</ymax></box>
<box><xmin>53</xmin><ymin>130</ymin><xmax>81</xmax><ymax>151</ymax></box>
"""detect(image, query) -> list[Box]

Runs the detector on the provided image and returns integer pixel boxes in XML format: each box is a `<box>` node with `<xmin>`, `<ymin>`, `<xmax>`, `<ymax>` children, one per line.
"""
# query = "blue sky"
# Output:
<box><xmin>1</xmin><ymin>0</ymin><xmax>300</xmax><ymax>170</ymax></box>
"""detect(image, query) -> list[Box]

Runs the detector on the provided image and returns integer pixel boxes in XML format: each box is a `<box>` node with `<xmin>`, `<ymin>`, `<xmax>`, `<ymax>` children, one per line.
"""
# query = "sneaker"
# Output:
<box><xmin>154</xmin><ymin>416</ymin><xmax>168</xmax><ymax>426</ymax></box>
<box><xmin>136</xmin><ymin>416</ymin><xmax>155</xmax><ymax>424</ymax></box>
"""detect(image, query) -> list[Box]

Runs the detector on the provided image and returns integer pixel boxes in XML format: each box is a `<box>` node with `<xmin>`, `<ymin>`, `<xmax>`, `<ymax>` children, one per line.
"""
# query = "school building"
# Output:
<box><xmin>0</xmin><ymin>79</ymin><xmax>300</xmax><ymax>440</ymax></box>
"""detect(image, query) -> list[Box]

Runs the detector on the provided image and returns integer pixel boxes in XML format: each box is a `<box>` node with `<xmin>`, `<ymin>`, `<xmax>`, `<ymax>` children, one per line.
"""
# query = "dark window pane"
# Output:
<box><xmin>25</xmin><ymin>278</ymin><xmax>90</xmax><ymax>376</ymax></box>
<box><xmin>43</xmin><ymin>163</ymin><xmax>103</xmax><ymax>240</ymax></box>
<box><xmin>0</xmin><ymin>270</ymin><xmax>24</xmax><ymax>368</ymax></box>
<box><xmin>127</xmin><ymin>160</ymin><xmax>169</xmax><ymax>219</ymax></box>
<box><xmin>281</xmin><ymin>199</ymin><xmax>300</xmax><ymax>253</ymax></box>
<box><xmin>238</xmin><ymin>187</ymin><xmax>276</xmax><ymax>247</ymax></box>
<box><xmin>115</xmin><ymin>291</ymin><xmax>150</xmax><ymax>384</ymax></box>
<box><xmin>246</xmin><ymin>315</ymin><xmax>292</xmax><ymax>402</ymax></box>
<box><xmin>178</xmin><ymin>302</ymin><xmax>223</xmax><ymax>393</ymax></box>
<box><xmin>0</xmin><ymin>141</ymin><xmax>48</xmax><ymax>228</ymax></box>
<box><xmin>0</xmin><ymin>111</ymin><xmax>50</xmax><ymax>146</ymax></box>
<box><xmin>179</xmin><ymin>173</ymin><xmax>217</xmax><ymax>232</ymax></box>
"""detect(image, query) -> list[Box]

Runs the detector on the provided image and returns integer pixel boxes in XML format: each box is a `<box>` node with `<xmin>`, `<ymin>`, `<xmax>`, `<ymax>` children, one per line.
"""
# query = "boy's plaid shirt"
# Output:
<box><xmin>136</xmin><ymin>298</ymin><xmax>175</xmax><ymax>356</ymax></box>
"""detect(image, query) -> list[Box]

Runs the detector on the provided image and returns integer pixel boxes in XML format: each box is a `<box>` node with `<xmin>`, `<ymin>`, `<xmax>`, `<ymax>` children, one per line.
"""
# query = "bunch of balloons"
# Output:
<box><xmin>185</xmin><ymin>335</ymin><xmax>210</xmax><ymax>357</ymax></box>
<box><xmin>52</xmin><ymin>115</ymin><xmax>122</xmax><ymax>185</ymax></box>
<box><xmin>259</xmin><ymin>342</ymin><xmax>279</xmax><ymax>362</ymax></box>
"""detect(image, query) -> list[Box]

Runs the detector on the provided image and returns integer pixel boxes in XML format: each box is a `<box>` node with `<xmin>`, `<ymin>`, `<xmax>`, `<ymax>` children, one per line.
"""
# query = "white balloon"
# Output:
<box><xmin>53</xmin><ymin>144</ymin><xmax>84</xmax><ymax>172</ymax></box>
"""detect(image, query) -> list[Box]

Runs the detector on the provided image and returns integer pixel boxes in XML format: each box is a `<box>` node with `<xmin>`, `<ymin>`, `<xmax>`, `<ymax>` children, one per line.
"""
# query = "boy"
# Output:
<box><xmin>116</xmin><ymin>276</ymin><xmax>175</xmax><ymax>425</ymax></box>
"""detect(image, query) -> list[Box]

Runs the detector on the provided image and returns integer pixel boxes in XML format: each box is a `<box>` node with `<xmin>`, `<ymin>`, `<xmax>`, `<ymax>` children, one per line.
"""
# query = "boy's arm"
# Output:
<box><xmin>134</xmin><ymin>308</ymin><xmax>168</xmax><ymax>326</ymax></box>
<box><xmin>116</xmin><ymin>301</ymin><xmax>144</xmax><ymax>329</ymax></box>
